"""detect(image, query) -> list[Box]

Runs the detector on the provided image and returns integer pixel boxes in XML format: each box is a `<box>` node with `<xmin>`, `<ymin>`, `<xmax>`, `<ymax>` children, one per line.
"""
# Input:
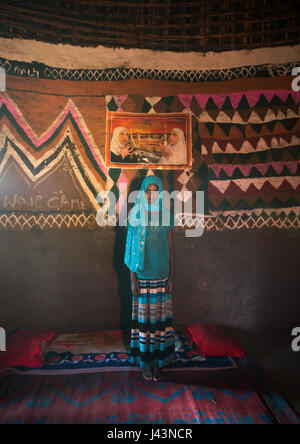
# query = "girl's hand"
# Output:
<box><xmin>159</xmin><ymin>143</ymin><xmax>172</xmax><ymax>158</ymax></box>
<box><xmin>164</xmin><ymin>147</ymin><xmax>172</xmax><ymax>158</ymax></box>
<box><xmin>165</xmin><ymin>275</ymin><xmax>174</xmax><ymax>294</ymax></box>
<box><xmin>121</xmin><ymin>143</ymin><xmax>135</xmax><ymax>159</ymax></box>
<box><xmin>131</xmin><ymin>276</ymin><xmax>140</xmax><ymax>297</ymax></box>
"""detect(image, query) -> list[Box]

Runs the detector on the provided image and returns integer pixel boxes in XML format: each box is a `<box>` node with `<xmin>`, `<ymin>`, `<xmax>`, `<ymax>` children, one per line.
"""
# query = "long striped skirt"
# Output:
<box><xmin>129</xmin><ymin>277</ymin><xmax>176</xmax><ymax>369</ymax></box>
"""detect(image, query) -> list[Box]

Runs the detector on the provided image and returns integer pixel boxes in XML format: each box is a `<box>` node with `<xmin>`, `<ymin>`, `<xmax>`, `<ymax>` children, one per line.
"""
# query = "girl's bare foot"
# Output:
<box><xmin>153</xmin><ymin>365</ymin><xmax>163</xmax><ymax>382</ymax></box>
<box><xmin>142</xmin><ymin>365</ymin><xmax>152</xmax><ymax>382</ymax></box>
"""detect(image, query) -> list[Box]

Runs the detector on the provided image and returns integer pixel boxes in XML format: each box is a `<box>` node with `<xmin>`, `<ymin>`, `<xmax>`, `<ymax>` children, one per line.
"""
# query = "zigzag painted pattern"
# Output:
<box><xmin>0</xmin><ymin>211</ymin><xmax>299</xmax><ymax>231</ymax></box>
<box><xmin>1</xmin><ymin>86</ymin><xmax>300</xmax><ymax>229</ymax></box>
<box><xmin>1</xmin><ymin>57</ymin><xmax>299</xmax><ymax>82</ymax></box>
<box><xmin>0</xmin><ymin>94</ymin><xmax>128</xmax><ymax>212</ymax></box>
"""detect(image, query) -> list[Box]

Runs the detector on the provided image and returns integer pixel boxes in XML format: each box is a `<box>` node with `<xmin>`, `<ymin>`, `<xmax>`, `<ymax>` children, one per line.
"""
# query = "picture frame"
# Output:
<box><xmin>106</xmin><ymin>111</ymin><xmax>192</xmax><ymax>169</ymax></box>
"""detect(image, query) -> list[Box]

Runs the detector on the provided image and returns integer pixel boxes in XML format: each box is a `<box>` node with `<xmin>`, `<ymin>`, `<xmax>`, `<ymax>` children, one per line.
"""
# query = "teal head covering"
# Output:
<box><xmin>124</xmin><ymin>175</ymin><xmax>164</xmax><ymax>273</ymax></box>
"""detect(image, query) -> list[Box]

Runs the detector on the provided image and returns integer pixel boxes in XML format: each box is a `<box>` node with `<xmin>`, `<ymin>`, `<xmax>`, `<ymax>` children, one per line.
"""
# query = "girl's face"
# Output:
<box><xmin>169</xmin><ymin>131</ymin><xmax>179</xmax><ymax>146</ymax></box>
<box><xmin>145</xmin><ymin>184</ymin><xmax>159</xmax><ymax>204</ymax></box>
<box><xmin>118</xmin><ymin>129</ymin><xmax>129</xmax><ymax>145</ymax></box>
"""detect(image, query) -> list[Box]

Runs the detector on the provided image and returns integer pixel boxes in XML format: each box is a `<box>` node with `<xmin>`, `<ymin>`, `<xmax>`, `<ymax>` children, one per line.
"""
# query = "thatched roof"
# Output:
<box><xmin>0</xmin><ymin>0</ymin><xmax>299</xmax><ymax>52</ymax></box>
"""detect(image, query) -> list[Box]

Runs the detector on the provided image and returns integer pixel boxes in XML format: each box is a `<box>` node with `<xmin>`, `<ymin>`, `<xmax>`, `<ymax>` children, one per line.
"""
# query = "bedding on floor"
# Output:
<box><xmin>0</xmin><ymin>328</ymin><xmax>299</xmax><ymax>424</ymax></box>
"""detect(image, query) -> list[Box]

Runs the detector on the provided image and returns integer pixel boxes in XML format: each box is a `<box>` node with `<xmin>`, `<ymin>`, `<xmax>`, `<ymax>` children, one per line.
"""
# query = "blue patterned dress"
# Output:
<box><xmin>129</xmin><ymin>220</ymin><xmax>176</xmax><ymax>369</ymax></box>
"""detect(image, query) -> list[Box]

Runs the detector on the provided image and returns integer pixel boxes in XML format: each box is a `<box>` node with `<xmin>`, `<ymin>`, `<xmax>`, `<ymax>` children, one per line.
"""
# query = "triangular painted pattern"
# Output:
<box><xmin>109</xmin><ymin>92</ymin><xmax>300</xmax><ymax>218</ymax></box>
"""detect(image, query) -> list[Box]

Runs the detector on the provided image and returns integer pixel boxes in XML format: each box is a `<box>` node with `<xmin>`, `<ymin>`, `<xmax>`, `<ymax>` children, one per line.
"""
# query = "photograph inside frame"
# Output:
<box><xmin>106</xmin><ymin>111</ymin><xmax>192</xmax><ymax>169</ymax></box>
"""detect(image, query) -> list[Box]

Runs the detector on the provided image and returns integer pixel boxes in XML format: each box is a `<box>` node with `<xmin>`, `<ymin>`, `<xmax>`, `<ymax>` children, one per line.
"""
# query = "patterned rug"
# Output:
<box><xmin>0</xmin><ymin>364</ymin><xmax>280</xmax><ymax>424</ymax></box>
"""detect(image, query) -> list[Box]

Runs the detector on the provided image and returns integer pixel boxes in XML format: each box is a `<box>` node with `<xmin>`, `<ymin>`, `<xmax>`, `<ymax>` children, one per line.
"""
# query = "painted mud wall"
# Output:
<box><xmin>0</xmin><ymin>40</ymin><xmax>300</xmax><ymax>336</ymax></box>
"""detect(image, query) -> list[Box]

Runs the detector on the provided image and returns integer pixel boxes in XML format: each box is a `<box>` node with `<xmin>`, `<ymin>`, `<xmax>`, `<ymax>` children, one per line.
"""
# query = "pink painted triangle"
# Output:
<box><xmin>177</xmin><ymin>95</ymin><xmax>193</xmax><ymax>109</ymax></box>
<box><xmin>114</xmin><ymin>95</ymin><xmax>128</xmax><ymax>107</ymax></box>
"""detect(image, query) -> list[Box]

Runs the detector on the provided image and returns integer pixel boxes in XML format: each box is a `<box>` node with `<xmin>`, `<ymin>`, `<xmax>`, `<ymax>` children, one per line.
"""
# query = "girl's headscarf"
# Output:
<box><xmin>172</xmin><ymin>128</ymin><xmax>186</xmax><ymax>145</ymax></box>
<box><xmin>124</xmin><ymin>175</ymin><xmax>165</xmax><ymax>273</ymax></box>
<box><xmin>111</xmin><ymin>126</ymin><xmax>128</xmax><ymax>156</ymax></box>
<box><xmin>160</xmin><ymin>127</ymin><xmax>187</xmax><ymax>165</ymax></box>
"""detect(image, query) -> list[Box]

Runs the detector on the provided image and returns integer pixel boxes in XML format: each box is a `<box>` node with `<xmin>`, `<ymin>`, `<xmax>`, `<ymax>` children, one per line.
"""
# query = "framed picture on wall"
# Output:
<box><xmin>105</xmin><ymin>111</ymin><xmax>192</xmax><ymax>169</ymax></box>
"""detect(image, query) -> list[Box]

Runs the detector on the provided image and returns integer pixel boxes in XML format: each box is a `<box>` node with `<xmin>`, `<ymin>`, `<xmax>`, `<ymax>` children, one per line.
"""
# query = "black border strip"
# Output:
<box><xmin>1</xmin><ymin>58</ymin><xmax>299</xmax><ymax>82</ymax></box>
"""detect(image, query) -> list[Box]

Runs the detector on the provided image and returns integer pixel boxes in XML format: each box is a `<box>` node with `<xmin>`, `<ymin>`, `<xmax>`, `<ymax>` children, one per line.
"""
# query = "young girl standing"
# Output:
<box><xmin>124</xmin><ymin>175</ymin><xmax>176</xmax><ymax>382</ymax></box>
